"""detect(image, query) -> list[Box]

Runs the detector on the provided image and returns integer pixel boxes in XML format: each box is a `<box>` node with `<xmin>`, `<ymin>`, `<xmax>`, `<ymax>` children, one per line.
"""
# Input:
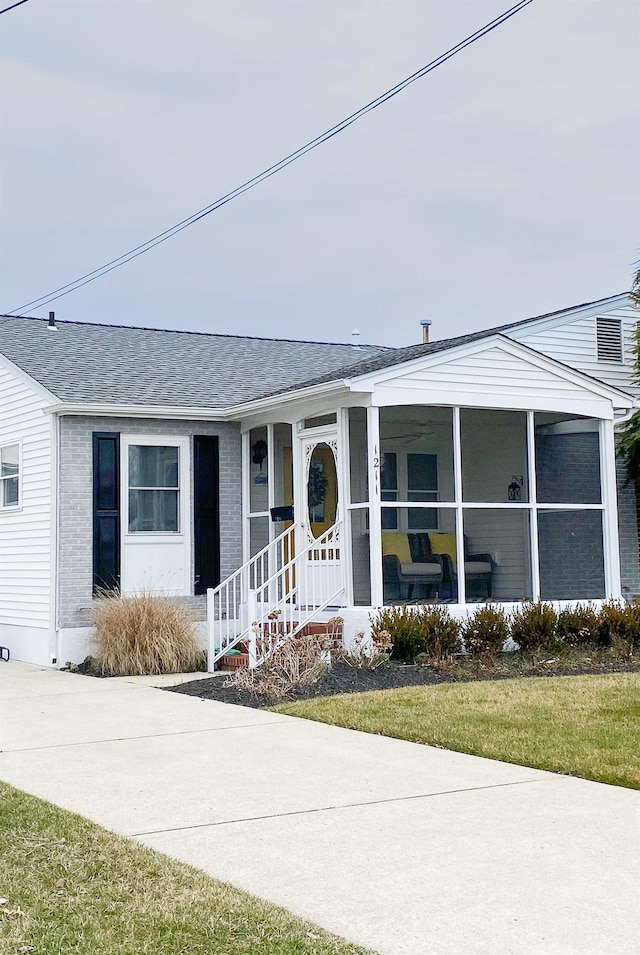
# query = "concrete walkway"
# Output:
<box><xmin>1</xmin><ymin>661</ymin><xmax>638</xmax><ymax>955</ymax></box>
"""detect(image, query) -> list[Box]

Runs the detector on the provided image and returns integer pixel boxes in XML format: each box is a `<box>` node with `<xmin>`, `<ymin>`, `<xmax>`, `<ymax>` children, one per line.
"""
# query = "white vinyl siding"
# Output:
<box><xmin>509</xmin><ymin>305</ymin><xmax>639</xmax><ymax>396</ymax></box>
<box><xmin>0</xmin><ymin>362</ymin><xmax>52</xmax><ymax>628</ymax></box>
<box><xmin>372</xmin><ymin>344</ymin><xmax>615</xmax><ymax>418</ymax></box>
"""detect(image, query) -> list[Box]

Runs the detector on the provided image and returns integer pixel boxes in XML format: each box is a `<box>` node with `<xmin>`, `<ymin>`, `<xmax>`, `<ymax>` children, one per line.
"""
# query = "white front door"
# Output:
<box><xmin>120</xmin><ymin>434</ymin><xmax>191</xmax><ymax>595</ymax></box>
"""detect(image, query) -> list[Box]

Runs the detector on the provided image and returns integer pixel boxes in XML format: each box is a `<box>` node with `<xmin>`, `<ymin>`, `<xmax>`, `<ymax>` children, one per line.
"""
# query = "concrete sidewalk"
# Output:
<box><xmin>1</xmin><ymin>661</ymin><xmax>638</xmax><ymax>955</ymax></box>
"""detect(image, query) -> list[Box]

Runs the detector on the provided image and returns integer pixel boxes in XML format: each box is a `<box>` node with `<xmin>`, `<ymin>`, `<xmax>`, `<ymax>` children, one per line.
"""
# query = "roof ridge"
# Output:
<box><xmin>0</xmin><ymin>313</ymin><xmax>391</xmax><ymax>351</ymax></box>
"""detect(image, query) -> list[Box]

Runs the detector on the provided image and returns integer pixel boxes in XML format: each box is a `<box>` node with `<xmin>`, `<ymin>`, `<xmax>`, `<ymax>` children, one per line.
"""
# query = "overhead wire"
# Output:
<box><xmin>0</xmin><ymin>0</ymin><xmax>30</xmax><ymax>15</ymax></box>
<box><xmin>6</xmin><ymin>0</ymin><xmax>534</xmax><ymax>315</ymax></box>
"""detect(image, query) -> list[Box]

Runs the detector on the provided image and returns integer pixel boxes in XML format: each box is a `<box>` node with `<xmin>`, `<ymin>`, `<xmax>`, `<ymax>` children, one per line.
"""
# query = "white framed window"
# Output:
<box><xmin>0</xmin><ymin>443</ymin><xmax>20</xmax><ymax>510</ymax></box>
<box><xmin>127</xmin><ymin>441</ymin><xmax>181</xmax><ymax>533</ymax></box>
<box><xmin>381</xmin><ymin>451</ymin><xmax>438</xmax><ymax>530</ymax></box>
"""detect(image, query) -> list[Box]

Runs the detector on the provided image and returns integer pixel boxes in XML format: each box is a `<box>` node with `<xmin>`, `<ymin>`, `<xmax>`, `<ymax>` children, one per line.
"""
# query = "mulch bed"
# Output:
<box><xmin>166</xmin><ymin>656</ymin><xmax>640</xmax><ymax>710</ymax></box>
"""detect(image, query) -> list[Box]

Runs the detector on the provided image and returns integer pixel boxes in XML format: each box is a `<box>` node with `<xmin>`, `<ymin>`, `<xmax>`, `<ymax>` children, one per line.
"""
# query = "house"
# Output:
<box><xmin>0</xmin><ymin>292</ymin><xmax>637</xmax><ymax>669</ymax></box>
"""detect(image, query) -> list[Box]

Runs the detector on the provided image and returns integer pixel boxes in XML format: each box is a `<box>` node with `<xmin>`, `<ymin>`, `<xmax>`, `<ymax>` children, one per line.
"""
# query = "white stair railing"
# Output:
<box><xmin>250</xmin><ymin>520</ymin><xmax>344</xmax><ymax>668</ymax></box>
<box><xmin>206</xmin><ymin>522</ymin><xmax>297</xmax><ymax>671</ymax></box>
<box><xmin>206</xmin><ymin>520</ymin><xmax>344</xmax><ymax>671</ymax></box>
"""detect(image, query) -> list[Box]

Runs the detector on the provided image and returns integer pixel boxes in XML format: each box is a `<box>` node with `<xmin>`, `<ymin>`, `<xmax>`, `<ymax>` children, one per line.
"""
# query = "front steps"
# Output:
<box><xmin>216</xmin><ymin>618</ymin><xmax>344</xmax><ymax>671</ymax></box>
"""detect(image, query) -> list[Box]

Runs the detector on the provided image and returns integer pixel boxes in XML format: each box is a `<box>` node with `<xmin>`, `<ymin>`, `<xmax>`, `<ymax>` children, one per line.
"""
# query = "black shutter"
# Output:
<box><xmin>93</xmin><ymin>432</ymin><xmax>120</xmax><ymax>593</ymax></box>
<box><xmin>194</xmin><ymin>435</ymin><xmax>220</xmax><ymax>594</ymax></box>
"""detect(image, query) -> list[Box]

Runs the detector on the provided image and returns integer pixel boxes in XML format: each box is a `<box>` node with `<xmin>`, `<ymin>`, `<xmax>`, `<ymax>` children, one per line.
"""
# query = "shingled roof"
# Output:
<box><xmin>0</xmin><ymin>293</ymin><xmax>628</xmax><ymax>410</ymax></box>
<box><xmin>0</xmin><ymin>316</ymin><xmax>388</xmax><ymax>408</ymax></box>
<box><xmin>257</xmin><ymin>292</ymin><xmax>630</xmax><ymax>399</ymax></box>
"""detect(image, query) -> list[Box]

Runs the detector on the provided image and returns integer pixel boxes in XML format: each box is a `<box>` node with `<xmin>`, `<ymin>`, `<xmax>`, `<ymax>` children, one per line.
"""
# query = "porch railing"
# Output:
<box><xmin>206</xmin><ymin>520</ymin><xmax>344</xmax><ymax>670</ymax></box>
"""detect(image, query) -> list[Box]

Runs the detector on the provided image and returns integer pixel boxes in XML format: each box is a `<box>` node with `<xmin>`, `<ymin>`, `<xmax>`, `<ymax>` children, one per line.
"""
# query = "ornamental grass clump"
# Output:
<box><xmin>94</xmin><ymin>590</ymin><xmax>204</xmax><ymax>676</ymax></box>
<box><xmin>510</xmin><ymin>600</ymin><xmax>559</xmax><ymax>655</ymax></box>
<box><xmin>462</xmin><ymin>605</ymin><xmax>509</xmax><ymax>659</ymax></box>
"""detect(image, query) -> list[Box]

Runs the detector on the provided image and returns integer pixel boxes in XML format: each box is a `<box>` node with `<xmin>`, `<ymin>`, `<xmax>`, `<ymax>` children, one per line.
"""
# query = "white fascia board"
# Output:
<box><xmin>495</xmin><ymin>337</ymin><xmax>637</xmax><ymax>406</ymax></box>
<box><xmin>0</xmin><ymin>352</ymin><xmax>59</xmax><ymax>405</ymax></box>
<box><xmin>371</xmin><ymin>387</ymin><xmax>616</xmax><ymax>420</ymax></box>
<box><xmin>501</xmin><ymin>293</ymin><xmax>631</xmax><ymax>339</ymax></box>
<box><xmin>239</xmin><ymin>388</ymin><xmax>366</xmax><ymax>430</ymax></box>
<box><xmin>348</xmin><ymin>334</ymin><xmax>636</xmax><ymax>409</ymax></box>
<box><xmin>45</xmin><ymin>402</ymin><xmax>230</xmax><ymax>420</ymax></box>
<box><xmin>229</xmin><ymin>380</ymin><xmax>350</xmax><ymax>419</ymax></box>
<box><xmin>44</xmin><ymin>381</ymin><xmax>351</xmax><ymax>422</ymax></box>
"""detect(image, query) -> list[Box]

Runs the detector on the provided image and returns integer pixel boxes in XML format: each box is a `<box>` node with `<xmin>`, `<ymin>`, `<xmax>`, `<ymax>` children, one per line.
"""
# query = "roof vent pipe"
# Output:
<box><xmin>48</xmin><ymin>311</ymin><xmax>57</xmax><ymax>331</ymax></box>
<box><xmin>420</xmin><ymin>319</ymin><xmax>432</xmax><ymax>344</ymax></box>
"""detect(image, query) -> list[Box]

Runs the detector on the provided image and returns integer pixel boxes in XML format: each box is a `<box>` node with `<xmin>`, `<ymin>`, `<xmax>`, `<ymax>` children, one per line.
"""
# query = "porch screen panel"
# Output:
<box><xmin>380</xmin><ymin>406</ymin><xmax>454</xmax><ymax>505</ymax></box>
<box><xmin>461</xmin><ymin>409</ymin><xmax>528</xmax><ymax>503</ymax></box>
<box><xmin>350</xmin><ymin>510</ymin><xmax>371</xmax><ymax>605</ymax></box>
<box><xmin>382</xmin><ymin>510</ymin><xmax>455</xmax><ymax>603</ymax></box>
<box><xmin>538</xmin><ymin>510</ymin><xmax>605</xmax><ymax>600</ymax></box>
<box><xmin>272</xmin><ymin>423</ymin><xmax>293</xmax><ymax>511</ymax></box>
<box><xmin>249</xmin><ymin>426</ymin><xmax>269</xmax><ymax>514</ymax></box>
<box><xmin>534</xmin><ymin>414</ymin><xmax>601</xmax><ymax>504</ymax></box>
<box><xmin>249</xmin><ymin>517</ymin><xmax>271</xmax><ymax>590</ymax></box>
<box><xmin>463</xmin><ymin>509</ymin><xmax>530</xmax><ymax>602</ymax></box>
<box><xmin>348</xmin><ymin>407</ymin><xmax>368</xmax><ymax>504</ymax></box>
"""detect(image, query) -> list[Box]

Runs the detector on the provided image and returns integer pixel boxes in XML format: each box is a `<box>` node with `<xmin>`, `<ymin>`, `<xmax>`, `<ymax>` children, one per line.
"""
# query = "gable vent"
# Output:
<box><xmin>596</xmin><ymin>317</ymin><xmax>623</xmax><ymax>362</ymax></box>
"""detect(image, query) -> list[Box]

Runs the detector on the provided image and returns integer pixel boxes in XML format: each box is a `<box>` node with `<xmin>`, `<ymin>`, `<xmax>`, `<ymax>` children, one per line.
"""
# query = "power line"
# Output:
<box><xmin>7</xmin><ymin>0</ymin><xmax>534</xmax><ymax>315</ymax></box>
<box><xmin>0</xmin><ymin>0</ymin><xmax>30</xmax><ymax>15</ymax></box>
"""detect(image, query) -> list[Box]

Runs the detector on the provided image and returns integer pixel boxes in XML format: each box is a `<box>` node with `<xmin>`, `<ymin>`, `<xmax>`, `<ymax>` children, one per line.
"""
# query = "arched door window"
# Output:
<box><xmin>307</xmin><ymin>442</ymin><xmax>338</xmax><ymax>538</ymax></box>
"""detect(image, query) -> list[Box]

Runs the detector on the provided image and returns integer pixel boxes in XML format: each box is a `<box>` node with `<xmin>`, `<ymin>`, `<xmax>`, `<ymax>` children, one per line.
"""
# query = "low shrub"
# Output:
<box><xmin>94</xmin><ymin>590</ymin><xmax>203</xmax><ymax>676</ymax></box>
<box><xmin>371</xmin><ymin>605</ymin><xmax>461</xmax><ymax>663</ymax></box>
<box><xmin>510</xmin><ymin>600</ymin><xmax>559</xmax><ymax>655</ymax></box>
<box><xmin>556</xmin><ymin>604</ymin><xmax>599</xmax><ymax>648</ymax></box>
<box><xmin>595</xmin><ymin>601</ymin><xmax>640</xmax><ymax>654</ymax></box>
<box><xmin>462</xmin><ymin>605</ymin><xmax>509</xmax><ymax>658</ymax></box>
<box><xmin>371</xmin><ymin>606</ymin><xmax>424</xmax><ymax>662</ymax></box>
<box><xmin>224</xmin><ymin>634</ymin><xmax>329</xmax><ymax>697</ymax></box>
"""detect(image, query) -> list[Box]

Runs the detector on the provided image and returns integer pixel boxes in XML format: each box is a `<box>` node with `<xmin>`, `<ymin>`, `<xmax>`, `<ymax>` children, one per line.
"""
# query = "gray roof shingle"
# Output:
<box><xmin>0</xmin><ymin>293</ymin><xmax>627</xmax><ymax>410</ymax></box>
<box><xmin>259</xmin><ymin>293</ymin><xmax>630</xmax><ymax>398</ymax></box>
<box><xmin>0</xmin><ymin>316</ymin><xmax>389</xmax><ymax>408</ymax></box>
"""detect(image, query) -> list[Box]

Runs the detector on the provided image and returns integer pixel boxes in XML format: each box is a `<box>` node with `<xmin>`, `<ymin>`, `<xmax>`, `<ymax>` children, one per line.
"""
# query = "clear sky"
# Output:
<box><xmin>1</xmin><ymin>0</ymin><xmax>638</xmax><ymax>347</ymax></box>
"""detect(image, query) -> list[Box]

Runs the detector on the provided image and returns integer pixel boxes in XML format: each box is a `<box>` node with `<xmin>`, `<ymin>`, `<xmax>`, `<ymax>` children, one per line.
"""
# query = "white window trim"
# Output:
<box><xmin>121</xmin><ymin>434</ymin><xmax>190</xmax><ymax>539</ymax></box>
<box><xmin>0</xmin><ymin>440</ymin><xmax>22</xmax><ymax>513</ymax></box>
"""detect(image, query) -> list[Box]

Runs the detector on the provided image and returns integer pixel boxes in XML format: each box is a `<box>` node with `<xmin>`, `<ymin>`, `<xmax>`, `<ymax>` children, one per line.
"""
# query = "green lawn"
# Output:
<box><xmin>0</xmin><ymin>783</ymin><xmax>373</xmax><ymax>955</ymax></box>
<box><xmin>275</xmin><ymin>673</ymin><xmax>640</xmax><ymax>789</ymax></box>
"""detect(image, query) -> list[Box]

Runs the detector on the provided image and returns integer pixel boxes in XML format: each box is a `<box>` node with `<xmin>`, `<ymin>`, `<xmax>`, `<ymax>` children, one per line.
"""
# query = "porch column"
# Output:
<box><xmin>452</xmin><ymin>406</ymin><xmax>466</xmax><ymax>604</ymax></box>
<box><xmin>367</xmin><ymin>405</ymin><xmax>383</xmax><ymax>606</ymax></box>
<box><xmin>337</xmin><ymin>407</ymin><xmax>354</xmax><ymax>606</ymax></box>
<box><xmin>527</xmin><ymin>410</ymin><xmax>541</xmax><ymax>601</ymax></box>
<box><xmin>600</xmin><ymin>417</ymin><xmax>622</xmax><ymax>598</ymax></box>
<box><xmin>241</xmin><ymin>430</ymin><xmax>251</xmax><ymax>564</ymax></box>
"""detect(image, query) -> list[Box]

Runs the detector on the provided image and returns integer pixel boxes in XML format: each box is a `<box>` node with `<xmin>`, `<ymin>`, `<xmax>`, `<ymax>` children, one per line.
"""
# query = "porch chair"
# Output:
<box><xmin>382</xmin><ymin>532</ymin><xmax>444</xmax><ymax>602</ymax></box>
<box><xmin>428</xmin><ymin>533</ymin><xmax>495</xmax><ymax>600</ymax></box>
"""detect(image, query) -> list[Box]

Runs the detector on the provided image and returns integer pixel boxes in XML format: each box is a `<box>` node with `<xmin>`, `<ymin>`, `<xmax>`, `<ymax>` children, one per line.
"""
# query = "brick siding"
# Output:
<box><xmin>58</xmin><ymin>416</ymin><xmax>242</xmax><ymax>628</ymax></box>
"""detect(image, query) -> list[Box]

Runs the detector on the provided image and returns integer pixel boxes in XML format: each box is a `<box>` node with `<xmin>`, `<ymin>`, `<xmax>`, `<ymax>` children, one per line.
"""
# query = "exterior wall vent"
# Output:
<box><xmin>596</xmin><ymin>316</ymin><xmax>623</xmax><ymax>363</ymax></box>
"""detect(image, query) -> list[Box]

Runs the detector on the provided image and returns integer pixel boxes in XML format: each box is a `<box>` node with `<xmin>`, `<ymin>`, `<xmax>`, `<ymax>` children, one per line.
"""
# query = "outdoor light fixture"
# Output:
<box><xmin>251</xmin><ymin>437</ymin><xmax>268</xmax><ymax>485</ymax></box>
<box><xmin>251</xmin><ymin>438</ymin><xmax>267</xmax><ymax>468</ymax></box>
